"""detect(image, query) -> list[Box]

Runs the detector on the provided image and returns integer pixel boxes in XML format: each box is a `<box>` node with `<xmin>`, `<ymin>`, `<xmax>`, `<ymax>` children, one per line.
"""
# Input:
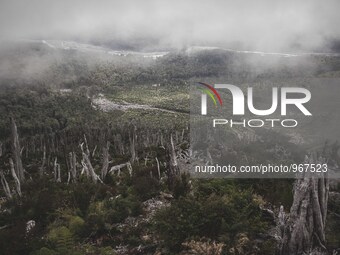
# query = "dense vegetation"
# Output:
<box><xmin>0</xmin><ymin>42</ymin><xmax>340</xmax><ymax>254</ymax></box>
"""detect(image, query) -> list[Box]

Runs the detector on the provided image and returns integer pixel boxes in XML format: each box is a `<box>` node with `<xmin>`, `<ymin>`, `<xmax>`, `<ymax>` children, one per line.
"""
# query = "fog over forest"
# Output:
<box><xmin>1</xmin><ymin>1</ymin><xmax>340</xmax><ymax>255</ymax></box>
<box><xmin>1</xmin><ymin>0</ymin><xmax>340</xmax><ymax>52</ymax></box>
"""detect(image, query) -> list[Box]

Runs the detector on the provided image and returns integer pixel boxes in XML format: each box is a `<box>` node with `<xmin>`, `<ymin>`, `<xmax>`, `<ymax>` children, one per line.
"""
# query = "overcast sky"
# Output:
<box><xmin>0</xmin><ymin>0</ymin><xmax>339</xmax><ymax>52</ymax></box>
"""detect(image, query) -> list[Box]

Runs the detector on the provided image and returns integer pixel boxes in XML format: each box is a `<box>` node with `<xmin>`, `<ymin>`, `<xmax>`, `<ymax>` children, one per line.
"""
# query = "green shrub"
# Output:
<box><xmin>133</xmin><ymin>176</ymin><xmax>160</xmax><ymax>201</ymax></box>
<box><xmin>99</xmin><ymin>246</ymin><xmax>117</xmax><ymax>255</ymax></box>
<box><xmin>153</xmin><ymin>197</ymin><xmax>204</xmax><ymax>251</ymax></box>
<box><xmin>47</xmin><ymin>226</ymin><xmax>74</xmax><ymax>255</ymax></box>
<box><xmin>153</xmin><ymin>181</ymin><xmax>268</xmax><ymax>252</ymax></box>
<box><xmin>68</xmin><ymin>216</ymin><xmax>85</xmax><ymax>237</ymax></box>
<box><xmin>31</xmin><ymin>247</ymin><xmax>57</xmax><ymax>255</ymax></box>
<box><xmin>172</xmin><ymin>173</ymin><xmax>191</xmax><ymax>199</ymax></box>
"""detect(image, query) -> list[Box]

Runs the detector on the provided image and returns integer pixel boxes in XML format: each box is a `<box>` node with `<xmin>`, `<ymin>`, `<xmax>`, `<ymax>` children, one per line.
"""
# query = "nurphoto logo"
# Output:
<box><xmin>198</xmin><ymin>82</ymin><xmax>312</xmax><ymax>128</ymax></box>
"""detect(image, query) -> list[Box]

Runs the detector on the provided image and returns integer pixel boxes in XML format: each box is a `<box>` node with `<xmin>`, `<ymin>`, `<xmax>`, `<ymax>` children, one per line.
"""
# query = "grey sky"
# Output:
<box><xmin>0</xmin><ymin>0</ymin><xmax>339</xmax><ymax>51</ymax></box>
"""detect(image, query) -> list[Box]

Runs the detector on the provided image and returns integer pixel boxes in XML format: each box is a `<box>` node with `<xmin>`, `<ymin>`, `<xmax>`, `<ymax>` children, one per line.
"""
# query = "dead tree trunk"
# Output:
<box><xmin>39</xmin><ymin>144</ymin><xmax>46</xmax><ymax>177</ymax></box>
<box><xmin>109</xmin><ymin>162</ymin><xmax>132</xmax><ymax>177</ymax></box>
<box><xmin>9</xmin><ymin>158</ymin><xmax>21</xmax><ymax>197</ymax></box>
<box><xmin>10</xmin><ymin>117</ymin><xmax>25</xmax><ymax>182</ymax></box>
<box><xmin>0</xmin><ymin>171</ymin><xmax>12</xmax><ymax>199</ymax></box>
<box><xmin>101</xmin><ymin>141</ymin><xmax>110</xmax><ymax>180</ymax></box>
<box><xmin>279</xmin><ymin>154</ymin><xmax>329</xmax><ymax>255</ymax></box>
<box><xmin>155</xmin><ymin>157</ymin><xmax>161</xmax><ymax>180</ymax></box>
<box><xmin>80</xmin><ymin>135</ymin><xmax>101</xmax><ymax>183</ymax></box>
<box><xmin>80</xmin><ymin>158</ymin><xmax>89</xmax><ymax>177</ymax></box>
<box><xmin>68</xmin><ymin>152</ymin><xmax>77</xmax><ymax>182</ymax></box>
<box><xmin>129</xmin><ymin>126</ymin><xmax>137</xmax><ymax>163</ymax></box>
<box><xmin>169</xmin><ymin>133</ymin><xmax>179</xmax><ymax>175</ymax></box>
<box><xmin>53</xmin><ymin>157</ymin><xmax>61</xmax><ymax>182</ymax></box>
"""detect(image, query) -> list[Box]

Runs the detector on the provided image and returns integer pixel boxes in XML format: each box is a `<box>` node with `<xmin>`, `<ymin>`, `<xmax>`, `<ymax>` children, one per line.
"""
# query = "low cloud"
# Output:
<box><xmin>0</xmin><ymin>0</ymin><xmax>340</xmax><ymax>52</ymax></box>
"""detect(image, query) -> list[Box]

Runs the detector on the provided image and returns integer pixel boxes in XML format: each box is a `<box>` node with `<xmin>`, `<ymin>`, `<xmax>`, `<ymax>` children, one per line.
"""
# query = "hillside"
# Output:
<box><xmin>0</xmin><ymin>40</ymin><xmax>340</xmax><ymax>254</ymax></box>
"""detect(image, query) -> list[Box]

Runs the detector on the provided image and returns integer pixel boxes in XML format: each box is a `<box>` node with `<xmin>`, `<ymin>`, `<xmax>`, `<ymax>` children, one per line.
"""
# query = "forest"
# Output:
<box><xmin>0</xmin><ymin>41</ymin><xmax>340</xmax><ymax>255</ymax></box>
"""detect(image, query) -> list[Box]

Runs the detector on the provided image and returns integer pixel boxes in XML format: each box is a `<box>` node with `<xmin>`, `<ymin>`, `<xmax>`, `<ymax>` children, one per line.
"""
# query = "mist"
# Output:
<box><xmin>1</xmin><ymin>0</ymin><xmax>340</xmax><ymax>52</ymax></box>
